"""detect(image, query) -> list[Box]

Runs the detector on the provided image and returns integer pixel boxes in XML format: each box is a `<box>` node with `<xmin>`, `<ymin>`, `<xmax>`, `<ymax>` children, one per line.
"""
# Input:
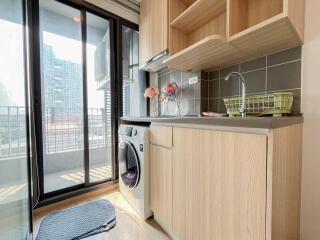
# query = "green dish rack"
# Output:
<box><xmin>223</xmin><ymin>92</ymin><xmax>294</xmax><ymax>117</ymax></box>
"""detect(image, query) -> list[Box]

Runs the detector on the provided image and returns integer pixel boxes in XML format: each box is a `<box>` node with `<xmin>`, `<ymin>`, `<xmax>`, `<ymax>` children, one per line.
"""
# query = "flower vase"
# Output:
<box><xmin>150</xmin><ymin>98</ymin><xmax>159</xmax><ymax>117</ymax></box>
<box><xmin>175</xmin><ymin>97</ymin><xmax>181</xmax><ymax>117</ymax></box>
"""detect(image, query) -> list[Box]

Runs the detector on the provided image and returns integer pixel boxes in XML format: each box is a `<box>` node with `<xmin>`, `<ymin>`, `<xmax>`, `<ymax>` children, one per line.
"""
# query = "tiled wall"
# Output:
<box><xmin>201</xmin><ymin>46</ymin><xmax>302</xmax><ymax>114</ymax></box>
<box><xmin>157</xmin><ymin>46</ymin><xmax>302</xmax><ymax>116</ymax></box>
<box><xmin>158</xmin><ymin>68</ymin><xmax>202</xmax><ymax>116</ymax></box>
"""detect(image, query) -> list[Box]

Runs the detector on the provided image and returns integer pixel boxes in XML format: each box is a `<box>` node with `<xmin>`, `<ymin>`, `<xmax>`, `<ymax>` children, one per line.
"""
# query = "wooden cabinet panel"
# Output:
<box><xmin>266</xmin><ymin>124</ymin><xmax>302</xmax><ymax>240</ymax></box>
<box><xmin>172</xmin><ymin>127</ymin><xmax>267</xmax><ymax>240</ymax></box>
<box><xmin>150</xmin><ymin>144</ymin><xmax>172</xmax><ymax>232</ymax></box>
<box><xmin>164</xmin><ymin>0</ymin><xmax>304</xmax><ymax>72</ymax></box>
<box><xmin>150</xmin><ymin>125</ymin><xmax>172</xmax><ymax>148</ymax></box>
<box><xmin>139</xmin><ymin>0</ymin><xmax>151</xmax><ymax>65</ymax></box>
<box><xmin>139</xmin><ymin>0</ymin><xmax>168</xmax><ymax>66</ymax></box>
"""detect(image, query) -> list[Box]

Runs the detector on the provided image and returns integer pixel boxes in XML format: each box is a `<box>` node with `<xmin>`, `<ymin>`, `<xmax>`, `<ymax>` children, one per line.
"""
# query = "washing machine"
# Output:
<box><xmin>118</xmin><ymin>124</ymin><xmax>152</xmax><ymax>219</ymax></box>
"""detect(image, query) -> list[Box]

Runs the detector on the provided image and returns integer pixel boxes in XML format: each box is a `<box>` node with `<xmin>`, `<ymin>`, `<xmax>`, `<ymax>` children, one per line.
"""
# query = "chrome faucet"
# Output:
<box><xmin>225</xmin><ymin>72</ymin><xmax>247</xmax><ymax>117</ymax></box>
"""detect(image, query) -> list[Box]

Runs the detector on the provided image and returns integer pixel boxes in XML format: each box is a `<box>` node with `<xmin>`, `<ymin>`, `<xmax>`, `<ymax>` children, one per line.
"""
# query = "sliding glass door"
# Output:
<box><xmin>0</xmin><ymin>0</ymin><xmax>32</xmax><ymax>239</ymax></box>
<box><xmin>39</xmin><ymin>0</ymin><xmax>85</xmax><ymax>193</ymax></box>
<box><xmin>37</xmin><ymin>0</ymin><xmax>114</xmax><ymax>196</ymax></box>
<box><xmin>86</xmin><ymin>13</ymin><xmax>113</xmax><ymax>183</ymax></box>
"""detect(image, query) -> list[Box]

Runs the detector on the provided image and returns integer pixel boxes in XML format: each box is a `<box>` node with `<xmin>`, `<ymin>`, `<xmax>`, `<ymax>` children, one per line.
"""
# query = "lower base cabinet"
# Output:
<box><xmin>149</xmin><ymin>124</ymin><xmax>302</xmax><ymax>240</ymax></box>
<box><xmin>150</xmin><ymin>144</ymin><xmax>173</xmax><ymax>233</ymax></box>
<box><xmin>172</xmin><ymin>128</ymin><xmax>267</xmax><ymax>240</ymax></box>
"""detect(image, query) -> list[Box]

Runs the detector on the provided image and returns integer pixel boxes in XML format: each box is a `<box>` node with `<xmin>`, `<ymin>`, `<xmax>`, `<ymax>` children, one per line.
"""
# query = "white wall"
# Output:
<box><xmin>85</xmin><ymin>0</ymin><xmax>139</xmax><ymax>24</ymax></box>
<box><xmin>301</xmin><ymin>0</ymin><xmax>320</xmax><ymax>239</ymax></box>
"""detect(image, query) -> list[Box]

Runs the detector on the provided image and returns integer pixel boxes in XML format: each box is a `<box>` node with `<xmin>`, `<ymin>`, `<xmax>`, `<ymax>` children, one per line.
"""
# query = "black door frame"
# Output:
<box><xmin>29</xmin><ymin>0</ymin><xmax>139</xmax><ymax>206</ymax></box>
<box><xmin>115</xmin><ymin>18</ymin><xmax>140</xmax><ymax>179</ymax></box>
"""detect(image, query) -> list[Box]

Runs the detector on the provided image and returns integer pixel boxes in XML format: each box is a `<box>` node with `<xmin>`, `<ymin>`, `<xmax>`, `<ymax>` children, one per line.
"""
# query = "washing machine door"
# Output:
<box><xmin>118</xmin><ymin>140</ymin><xmax>140</xmax><ymax>188</ymax></box>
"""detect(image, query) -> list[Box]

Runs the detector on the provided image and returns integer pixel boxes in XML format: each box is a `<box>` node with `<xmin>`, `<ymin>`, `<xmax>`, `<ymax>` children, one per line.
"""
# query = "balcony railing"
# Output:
<box><xmin>0</xmin><ymin>106</ymin><xmax>111</xmax><ymax>159</ymax></box>
<box><xmin>0</xmin><ymin>106</ymin><xmax>27</xmax><ymax>159</ymax></box>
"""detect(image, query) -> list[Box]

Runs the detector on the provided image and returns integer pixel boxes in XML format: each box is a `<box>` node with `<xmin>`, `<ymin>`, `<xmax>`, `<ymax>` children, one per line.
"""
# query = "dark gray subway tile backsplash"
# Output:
<box><xmin>240</xmin><ymin>56</ymin><xmax>266</xmax><ymax>73</ymax></box>
<box><xmin>242</xmin><ymin>69</ymin><xmax>266</xmax><ymax>95</ymax></box>
<box><xmin>267</xmin><ymin>61</ymin><xmax>301</xmax><ymax>91</ymax></box>
<box><xmin>157</xmin><ymin>46</ymin><xmax>302</xmax><ymax>116</ymax></box>
<box><xmin>158</xmin><ymin>68</ymin><xmax>202</xmax><ymax>116</ymax></box>
<box><xmin>267</xmin><ymin>46</ymin><xmax>302</xmax><ymax>66</ymax></box>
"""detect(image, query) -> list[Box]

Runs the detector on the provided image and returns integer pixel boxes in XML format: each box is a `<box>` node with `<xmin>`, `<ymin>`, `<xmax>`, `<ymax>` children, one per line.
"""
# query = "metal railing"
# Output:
<box><xmin>0</xmin><ymin>106</ymin><xmax>111</xmax><ymax>159</ymax></box>
<box><xmin>0</xmin><ymin>106</ymin><xmax>27</xmax><ymax>159</ymax></box>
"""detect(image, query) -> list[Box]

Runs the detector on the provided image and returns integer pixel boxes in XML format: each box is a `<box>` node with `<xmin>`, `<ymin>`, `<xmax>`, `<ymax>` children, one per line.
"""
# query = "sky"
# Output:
<box><xmin>0</xmin><ymin>19</ymin><xmax>25</xmax><ymax>106</ymax></box>
<box><xmin>0</xmin><ymin>18</ymin><xmax>106</xmax><ymax>108</ymax></box>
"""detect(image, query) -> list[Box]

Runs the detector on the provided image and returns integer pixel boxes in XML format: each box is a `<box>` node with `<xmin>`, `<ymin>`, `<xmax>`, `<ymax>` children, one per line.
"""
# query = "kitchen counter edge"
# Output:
<box><xmin>120</xmin><ymin>116</ymin><xmax>303</xmax><ymax>129</ymax></box>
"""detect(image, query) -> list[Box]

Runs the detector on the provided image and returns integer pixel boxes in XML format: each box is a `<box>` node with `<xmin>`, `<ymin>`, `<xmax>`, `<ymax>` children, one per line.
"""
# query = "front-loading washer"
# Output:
<box><xmin>118</xmin><ymin>124</ymin><xmax>152</xmax><ymax>219</ymax></box>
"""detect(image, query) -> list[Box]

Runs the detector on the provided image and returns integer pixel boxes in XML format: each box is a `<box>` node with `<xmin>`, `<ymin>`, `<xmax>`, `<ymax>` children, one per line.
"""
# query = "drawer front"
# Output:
<box><xmin>150</xmin><ymin>125</ymin><xmax>172</xmax><ymax>148</ymax></box>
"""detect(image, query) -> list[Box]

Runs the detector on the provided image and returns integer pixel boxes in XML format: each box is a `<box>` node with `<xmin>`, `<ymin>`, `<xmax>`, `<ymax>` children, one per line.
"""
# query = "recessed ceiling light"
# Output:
<box><xmin>73</xmin><ymin>16</ymin><xmax>80</xmax><ymax>23</ymax></box>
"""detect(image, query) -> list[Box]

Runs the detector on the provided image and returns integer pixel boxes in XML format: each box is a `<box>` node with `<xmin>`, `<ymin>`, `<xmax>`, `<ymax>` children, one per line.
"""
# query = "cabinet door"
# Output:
<box><xmin>139</xmin><ymin>0</ymin><xmax>168</xmax><ymax>66</ymax></box>
<box><xmin>150</xmin><ymin>144</ymin><xmax>172</xmax><ymax>231</ymax></box>
<box><xmin>173</xmin><ymin>128</ymin><xmax>267</xmax><ymax>240</ymax></box>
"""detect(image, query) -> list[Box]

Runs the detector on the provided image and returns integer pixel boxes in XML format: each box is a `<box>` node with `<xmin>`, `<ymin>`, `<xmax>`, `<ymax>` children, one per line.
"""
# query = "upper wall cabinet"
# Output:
<box><xmin>139</xmin><ymin>0</ymin><xmax>168</xmax><ymax>69</ymax></box>
<box><xmin>228</xmin><ymin>0</ymin><xmax>304</xmax><ymax>59</ymax></box>
<box><xmin>163</xmin><ymin>0</ymin><xmax>305</xmax><ymax>72</ymax></box>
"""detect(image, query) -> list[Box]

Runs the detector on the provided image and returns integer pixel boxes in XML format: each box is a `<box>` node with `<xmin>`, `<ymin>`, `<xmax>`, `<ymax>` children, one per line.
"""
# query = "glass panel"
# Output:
<box><xmin>86</xmin><ymin>13</ymin><xmax>112</xmax><ymax>183</ymax></box>
<box><xmin>0</xmin><ymin>0</ymin><xmax>31</xmax><ymax>239</ymax></box>
<box><xmin>122</xmin><ymin>26</ymin><xmax>147</xmax><ymax>117</ymax></box>
<box><xmin>39</xmin><ymin>0</ymin><xmax>84</xmax><ymax>193</ymax></box>
<box><xmin>119</xmin><ymin>141</ymin><xmax>139</xmax><ymax>188</ymax></box>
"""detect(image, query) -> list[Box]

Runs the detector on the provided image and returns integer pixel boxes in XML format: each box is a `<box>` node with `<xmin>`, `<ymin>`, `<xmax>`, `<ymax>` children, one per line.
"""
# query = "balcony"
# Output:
<box><xmin>0</xmin><ymin>106</ymin><xmax>112</xmax><ymax>203</ymax></box>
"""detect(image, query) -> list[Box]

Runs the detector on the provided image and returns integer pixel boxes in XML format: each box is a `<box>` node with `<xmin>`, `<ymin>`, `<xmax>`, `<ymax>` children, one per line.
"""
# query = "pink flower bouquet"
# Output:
<box><xmin>144</xmin><ymin>87</ymin><xmax>160</xmax><ymax>117</ymax></box>
<box><xmin>144</xmin><ymin>87</ymin><xmax>160</xmax><ymax>98</ymax></box>
<box><xmin>162</xmin><ymin>82</ymin><xmax>179</xmax><ymax>100</ymax></box>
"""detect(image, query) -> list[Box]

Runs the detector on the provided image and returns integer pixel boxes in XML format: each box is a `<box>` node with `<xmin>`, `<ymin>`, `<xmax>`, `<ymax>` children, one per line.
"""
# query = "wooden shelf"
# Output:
<box><xmin>163</xmin><ymin>35</ymin><xmax>239</xmax><ymax>72</ymax></box>
<box><xmin>229</xmin><ymin>14</ymin><xmax>303</xmax><ymax>60</ymax></box>
<box><xmin>165</xmin><ymin>0</ymin><xmax>304</xmax><ymax>72</ymax></box>
<box><xmin>180</xmin><ymin>0</ymin><xmax>195</xmax><ymax>5</ymax></box>
<box><xmin>170</xmin><ymin>0</ymin><xmax>226</xmax><ymax>33</ymax></box>
<box><xmin>164</xmin><ymin>14</ymin><xmax>303</xmax><ymax>72</ymax></box>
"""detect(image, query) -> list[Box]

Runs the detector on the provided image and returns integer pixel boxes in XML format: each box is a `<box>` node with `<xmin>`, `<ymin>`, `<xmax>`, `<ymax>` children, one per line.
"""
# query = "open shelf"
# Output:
<box><xmin>228</xmin><ymin>0</ymin><xmax>283</xmax><ymax>37</ymax></box>
<box><xmin>229</xmin><ymin>14</ymin><xmax>303</xmax><ymax>59</ymax></box>
<box><xmin>170</xmin><ymin>0</ymin><xmax>226</xmax><ymax>33</ymax></box>
<box><xmin>163</xmin><ymin>35</ymin><xmax>238</xmax><ymax>72</ymax></box>
<box><xmin>180</xmin><ymin>0</ymin><xmax>196</xmax><ymax>5</ymax></box>
<box><xmin>165</xmin><ymin>0</ymin><xmax>304</xmax><ymax>72</ymax></box>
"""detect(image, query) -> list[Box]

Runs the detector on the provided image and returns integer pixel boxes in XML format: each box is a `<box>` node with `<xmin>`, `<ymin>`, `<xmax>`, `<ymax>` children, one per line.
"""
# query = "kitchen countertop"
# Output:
<box><xmin>121</xmin><ymin>115</ymin><xmax>303</xmax><ymax>129</ymax></box>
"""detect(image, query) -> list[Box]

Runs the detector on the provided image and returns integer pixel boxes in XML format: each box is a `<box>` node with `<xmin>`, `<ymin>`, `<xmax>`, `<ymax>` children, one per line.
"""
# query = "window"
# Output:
<box><xmin>122</xmin><ymin>25</ymin><xmax>147</xmax><ymax>117</ymax></box>
<box><xmin>39</xmin><ymin>0</ymin><xmax>84</xmax><ymax>193</ymax></box>
<box><xmin>86</xmin><ymin>13</ymin><xmax>113</xmax><ymax>183</ymax></box>
<box><xmin>38</xmin><ymin>0</ymin><xmax>116</xmax><ymax>195</ymax></box>
<box><xmin>0</xmin><ymin>0</ymin><xmax>31</xmax><ymax>238</ymax></box>
<box><xmin>31</xmin><ymin>0</ymin><xmax>139</xmax><ymax>203</ymax></box>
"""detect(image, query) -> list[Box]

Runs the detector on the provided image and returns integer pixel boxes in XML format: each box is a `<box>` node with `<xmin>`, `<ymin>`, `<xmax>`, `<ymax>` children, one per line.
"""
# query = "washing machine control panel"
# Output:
<box><xmin>125</xmin><ymin>127</ymin><xmax>133</xmax><ymax>136</ymax></box>
<box><xmin>132</xmin><ymin>129</ymin><xmax>138</xmax><ymax>136</ymax></box>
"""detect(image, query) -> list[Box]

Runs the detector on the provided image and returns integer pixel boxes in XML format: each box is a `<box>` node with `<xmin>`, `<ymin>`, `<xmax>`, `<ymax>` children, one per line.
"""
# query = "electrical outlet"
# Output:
<box><xmin>189</xmin><ymin>76</ymin><xmax>199</xmax><ymax>85</ymax></box>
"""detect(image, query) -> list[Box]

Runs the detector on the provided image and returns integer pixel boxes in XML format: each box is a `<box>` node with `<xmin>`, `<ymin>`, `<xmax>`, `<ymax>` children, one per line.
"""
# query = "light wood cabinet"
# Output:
<box><xmin>139</xmin><ymin>0</ymin><xmax>168</xmax><ymax>67</ymax></box>
<box><xmin>149</xmin><ymin>125</ymin><xmax>173</xmax><ymax>233</ymax></box>
<box><xmin>162</xmin><ymin>0</ymin><xmax>305</xmax><ymax>72</ymax></box>
<box><xmin>173</xmin><ymin>128</ymin><xmax>267</xmax><ymax>240</ymax></box>
<box><xmin>150</xmin><ymin>144</ymin><xmax>173</xmax><ymax>233</ymax></box>
<box><xmin>150</xmin><ymin>125</ymin><xmax>172</xmax><ymax>148</ymax></box>
<box><xmin>149</xmin><ymin>124</ymin><xmax>302</xmax><ymax>240</ymax></box>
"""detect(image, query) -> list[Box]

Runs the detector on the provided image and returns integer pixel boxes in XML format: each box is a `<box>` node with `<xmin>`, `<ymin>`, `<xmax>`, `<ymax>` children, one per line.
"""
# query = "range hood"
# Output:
<box><xmin>139</xmin><ymin>50</ymin><xmax>169</xmax><ymax>72</ymax></box>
